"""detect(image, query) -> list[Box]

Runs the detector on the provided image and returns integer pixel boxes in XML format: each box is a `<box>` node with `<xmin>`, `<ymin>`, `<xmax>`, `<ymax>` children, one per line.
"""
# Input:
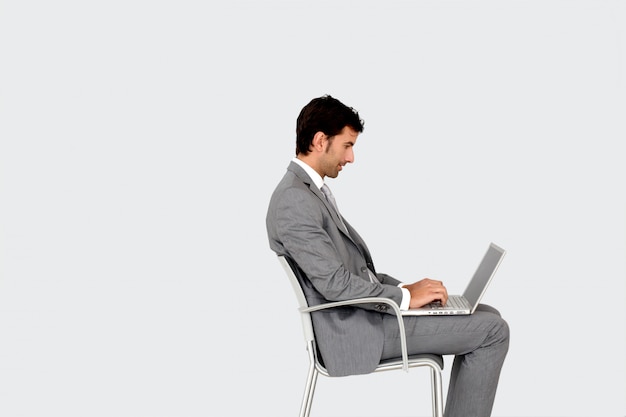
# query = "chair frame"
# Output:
<box><xmin>278</xmin><ymin>255</ymin><xmax>444</xmax><ymax>417</ymax></box>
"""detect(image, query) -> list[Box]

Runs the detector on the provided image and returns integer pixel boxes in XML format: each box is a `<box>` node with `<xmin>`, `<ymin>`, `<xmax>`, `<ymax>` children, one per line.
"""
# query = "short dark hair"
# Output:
<box><xmin>295</xmin><ymin>95</ymin><xmax>364</xmax><ymax>155</ymax></box>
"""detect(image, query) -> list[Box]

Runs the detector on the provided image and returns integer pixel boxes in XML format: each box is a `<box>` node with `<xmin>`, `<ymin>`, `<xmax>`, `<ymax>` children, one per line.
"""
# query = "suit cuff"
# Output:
<box><xmin>398</xmin><ymin>285</ymin><xmax>410</xmax><ymax>310</ymax></box>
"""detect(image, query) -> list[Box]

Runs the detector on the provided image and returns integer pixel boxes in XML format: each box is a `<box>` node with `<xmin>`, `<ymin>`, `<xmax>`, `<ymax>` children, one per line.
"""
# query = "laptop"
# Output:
<box><xmin>401</xmin><ymin>242</ymin><xmax>506</xmax><ymax>316</ymax></box>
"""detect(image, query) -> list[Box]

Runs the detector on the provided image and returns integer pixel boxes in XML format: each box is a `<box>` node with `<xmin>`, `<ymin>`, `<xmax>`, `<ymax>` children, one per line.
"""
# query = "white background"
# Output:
<box><xmin>1</xmin><ymin>1</ymin><xmax>624</xmax><ymax>416</ymax></box>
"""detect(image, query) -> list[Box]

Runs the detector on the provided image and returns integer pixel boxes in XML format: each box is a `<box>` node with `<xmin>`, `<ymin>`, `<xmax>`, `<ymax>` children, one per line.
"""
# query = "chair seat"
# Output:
<box><xmin>316</xmin><ymin>352</ymin><xmax>444</xmax><ymax>377</ymax></box>
<box><xmin>378</xmin><ymin>353</ymin><xmax>444</xmax><ymax>370</ymax></box>
<box><xmin>375</xmin><ymin>354</ymin><xmax>444</xmax><ymax>375</ymax></box>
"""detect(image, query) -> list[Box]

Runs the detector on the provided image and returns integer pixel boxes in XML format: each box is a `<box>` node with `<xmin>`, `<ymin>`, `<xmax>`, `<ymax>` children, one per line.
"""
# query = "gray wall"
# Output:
<box><xmin>1</xmin><ymin>1</ymin><xmax>624</xmax><ymax>416</ymax></box>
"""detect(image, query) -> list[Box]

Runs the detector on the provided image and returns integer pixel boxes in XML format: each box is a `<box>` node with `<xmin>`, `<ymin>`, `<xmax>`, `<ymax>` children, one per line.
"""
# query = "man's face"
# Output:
<box><xmin>320</xmin><ymin>126</ymin><xmax>358</xmax><ymax>179</ymax></box>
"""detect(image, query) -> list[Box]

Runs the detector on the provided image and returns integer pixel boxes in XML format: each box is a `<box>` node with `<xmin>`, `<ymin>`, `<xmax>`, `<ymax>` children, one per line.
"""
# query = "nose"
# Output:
<box><xmin>345</xmin><ymin>147</ymin><xmax>354</xmax><ymax>163</ymax></box>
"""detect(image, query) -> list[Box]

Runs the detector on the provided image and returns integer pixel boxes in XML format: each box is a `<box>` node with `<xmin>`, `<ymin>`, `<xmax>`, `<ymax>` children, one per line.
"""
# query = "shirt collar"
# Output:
<box><xmin>292</xmin><ymin>157</ymin><xmax>324</xmax><ymax>190</ymax></box>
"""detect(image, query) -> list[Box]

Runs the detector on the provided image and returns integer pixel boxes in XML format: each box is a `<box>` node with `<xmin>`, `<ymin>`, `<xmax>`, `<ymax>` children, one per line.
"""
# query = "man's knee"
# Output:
<box><xmin>493</xmin><ymin>316</ymin><xmax>510</xmax><ymax>351</ymax></box>
<box><xmin>479</xmin><ymin>305</ymin><xmax>509</xmax><ymax>347</ymax></box>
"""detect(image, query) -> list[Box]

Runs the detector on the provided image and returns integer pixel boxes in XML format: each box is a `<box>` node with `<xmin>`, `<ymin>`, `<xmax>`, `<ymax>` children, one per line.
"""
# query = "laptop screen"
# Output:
<box><xmin>463</xmin><ymin>243</ymin><xmax>506</xmax><ymax>307</ymax></box>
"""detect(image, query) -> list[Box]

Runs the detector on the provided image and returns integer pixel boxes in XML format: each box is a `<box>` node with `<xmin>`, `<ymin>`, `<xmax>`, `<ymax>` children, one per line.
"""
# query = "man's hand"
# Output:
<box><xmin>403</xmin><ymin>278</ymin><xmax>448</xmax><ymax>309</ymax></box>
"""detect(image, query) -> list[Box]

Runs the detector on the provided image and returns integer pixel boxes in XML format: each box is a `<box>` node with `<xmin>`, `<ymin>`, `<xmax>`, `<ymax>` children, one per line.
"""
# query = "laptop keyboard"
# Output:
<box><xmin>429</xmin><ymin>296</ymin><xmax>465</xmax><ymax>309</ymax></box>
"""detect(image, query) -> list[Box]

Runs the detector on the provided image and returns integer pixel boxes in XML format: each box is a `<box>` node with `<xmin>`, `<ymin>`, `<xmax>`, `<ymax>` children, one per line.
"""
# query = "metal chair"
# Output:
<box><xmin>277</xmin><ymin>255</ymin><xmax>444</xmax><ymax>417</ymax></box>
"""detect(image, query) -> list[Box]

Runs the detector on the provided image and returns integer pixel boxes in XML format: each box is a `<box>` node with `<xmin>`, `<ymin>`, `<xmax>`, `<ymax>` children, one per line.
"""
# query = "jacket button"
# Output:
<box><xmin>361</xmin><ymin>267</ymin><xmax>367</xmax><ymax>273</ymax></box>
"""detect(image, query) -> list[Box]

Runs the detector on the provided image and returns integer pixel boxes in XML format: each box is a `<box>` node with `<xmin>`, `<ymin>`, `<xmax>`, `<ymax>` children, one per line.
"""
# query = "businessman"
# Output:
<box><xmin>266</xmin><ymin>95</ymin><xmax>509</xmax><ymax>417</ymax></box>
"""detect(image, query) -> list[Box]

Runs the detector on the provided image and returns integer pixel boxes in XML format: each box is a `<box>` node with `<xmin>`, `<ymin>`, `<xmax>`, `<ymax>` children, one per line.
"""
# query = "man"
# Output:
<box><xmin>266</xmin><ymin>95</ymin><xmax>509</xmax><ymax>417</ymax></box>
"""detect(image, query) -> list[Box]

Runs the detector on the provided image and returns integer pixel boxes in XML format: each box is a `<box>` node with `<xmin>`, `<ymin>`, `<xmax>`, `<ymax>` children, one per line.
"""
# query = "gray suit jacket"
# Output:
<box><xmin>266</xmin><ymin>161</ymin><xmax>404</xmax><ymax>376</ymax></box>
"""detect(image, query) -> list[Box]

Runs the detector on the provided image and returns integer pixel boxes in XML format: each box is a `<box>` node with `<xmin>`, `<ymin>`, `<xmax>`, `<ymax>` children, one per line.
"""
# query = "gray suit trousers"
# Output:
<box><xmin>381</xmin><ymin>304</ymin><xmax>510</xmax><ymax>417</ymax></box>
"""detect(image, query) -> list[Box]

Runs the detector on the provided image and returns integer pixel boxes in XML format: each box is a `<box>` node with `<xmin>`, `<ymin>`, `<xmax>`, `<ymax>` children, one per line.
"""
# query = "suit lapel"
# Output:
<box><xmin>287</xmin><ymin>161</ymin><xmax>376</xmax><ymax>274</ymax></box>
<box><xmin>289</xmin><ymin>162</ymin><xmax>354</xmax><ymax>240</ymax></box>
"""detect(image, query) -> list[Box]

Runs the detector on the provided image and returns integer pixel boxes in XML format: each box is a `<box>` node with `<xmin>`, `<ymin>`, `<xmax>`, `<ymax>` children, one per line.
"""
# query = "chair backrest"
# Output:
<box><xmin>277</xmin><ymin>255</ymin><xmax>316</xmax><ymax>346</ymax></box>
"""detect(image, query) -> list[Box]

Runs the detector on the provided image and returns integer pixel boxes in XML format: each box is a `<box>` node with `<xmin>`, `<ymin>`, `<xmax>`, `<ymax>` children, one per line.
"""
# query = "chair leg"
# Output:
<box><xmin>430</xmin><ymin>367</ymin><xmax>444</xmax><ymax>417</ymax></box>
<box><xmin>299</xmin><ymin>362</ymin><xmax>319</xmax><ymax>417</ymax></box>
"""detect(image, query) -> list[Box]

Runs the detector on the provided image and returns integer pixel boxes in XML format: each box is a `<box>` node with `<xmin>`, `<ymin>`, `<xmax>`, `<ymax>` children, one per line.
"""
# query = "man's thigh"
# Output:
<box><xmin>381</xmin><ymin>304</ymin><xmax>505</xmax><ymax>359</ymax></box>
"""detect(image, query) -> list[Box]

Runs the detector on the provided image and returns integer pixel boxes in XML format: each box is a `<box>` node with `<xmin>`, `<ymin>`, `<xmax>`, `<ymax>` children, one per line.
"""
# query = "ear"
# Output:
<box><xmin>312</xmin><ymin>131</ymin><xmax>326</xmax><ymax>151</ymax></box>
